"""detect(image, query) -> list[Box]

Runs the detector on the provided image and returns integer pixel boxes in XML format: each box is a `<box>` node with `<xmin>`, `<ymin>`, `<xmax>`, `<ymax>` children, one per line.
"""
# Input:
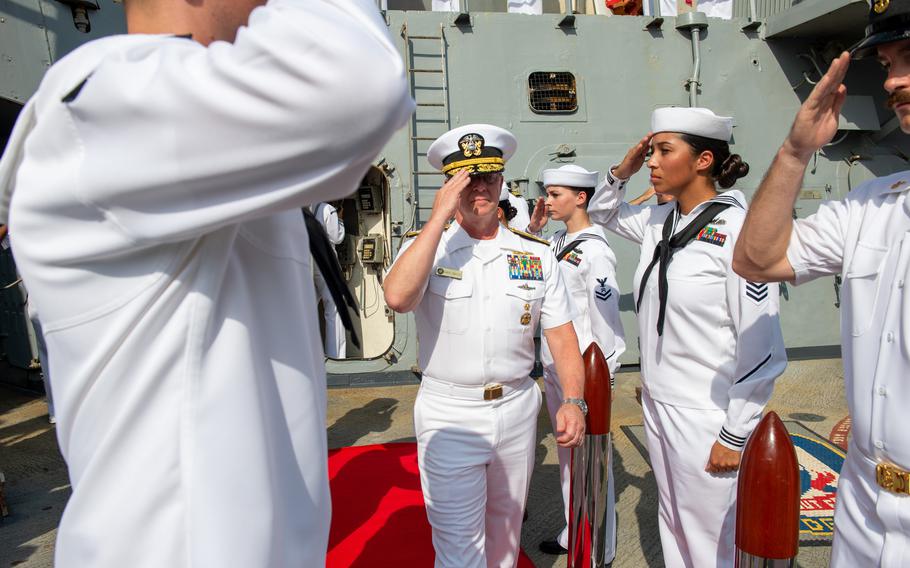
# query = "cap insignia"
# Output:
<box><xmin>874</xmin><ymin>0</ymin><xmax>890</xmax><ymax>14</ymax></box>
<box><xmin>459</xmin><ymin>134</ymin><xmax>485</xmax><ymax>158</ymax></box>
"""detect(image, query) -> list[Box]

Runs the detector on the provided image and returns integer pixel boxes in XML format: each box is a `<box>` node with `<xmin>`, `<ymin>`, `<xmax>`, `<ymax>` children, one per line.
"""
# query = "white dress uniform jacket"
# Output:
<box><xmin>0</xmin><ymin>1</ymin><xmax>413</xmax><ymax>566</ymax></box>
<box><xmin>392</xmin><ymin>222</ymin><xmax>574</xmax><ymax>568</ymax></box>
<box><xmin>397</xmin><ymin>223</ymin><xmax>574</xmax><ymax>385</ymax></box>
<box><xmin>540</xmin><ymin>225</ymin><xmax>625</xmax><ymax>374</ymax></box>
<box><xmin>588</xmin><ymin>173</ymin><xmax>786</xmax><ymax>568</ymax></box>
<box><xmin>314</xmin><ymin>202</ymin><xmax>347</xmax><ymax>358</ymax></box>
<box><xmin>787</xmin><ymin>171</ymin><xmax>910</xmax><ymax>567</ymax></box>
<box><xmin>589</xmin><ymin>175</ymin><xmax>786</xmax><ymax>447</ymax></box>
<box><xmin>540</xmin><ymin>224</ymin><xmax>625</xmax><ymax>554</ymax></box>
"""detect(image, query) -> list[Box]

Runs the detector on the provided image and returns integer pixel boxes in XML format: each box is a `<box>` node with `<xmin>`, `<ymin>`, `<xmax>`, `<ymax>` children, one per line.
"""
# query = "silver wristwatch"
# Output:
<box><xmin>563</xmin><ymin>398</ymin><xmax>588</xmax><ymax>416</ymax></box>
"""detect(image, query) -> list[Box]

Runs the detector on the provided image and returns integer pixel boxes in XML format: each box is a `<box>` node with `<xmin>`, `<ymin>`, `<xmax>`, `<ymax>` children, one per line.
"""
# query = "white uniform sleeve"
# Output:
<box><xmin>587</xmin><ymin>168</ymin><xmax>652</xmax><ymax>245</ymax></box>
<box><xmin>68</xmin><ymin>0</ymin><xmax>414</xmax><ymax>245</ymax></box>
<box><xmin>386</xmin><ymin>234</ymin><xmax>430</xmax><ymax>305</ymax></box>
<box><xmin>319</xmin><ymin>203</ymin><xmax>346</xmax><ymax>245</ymax></box>
<box><xmin>585</xmin><ymin>246</ymin><xmax>625</xmax><ymax>381</ymax></box>
<box><xmin>540</xmin><ymin>247</ymin><xmax>576</xmax><ymax>330</ymax></box>
<box><xmin>786</xmin><ymin>198</ymin><xmax>850</xmax><ymax>285</ymax></box>
<box><xmin>719</xmin><ymin>251</ymin><xmax>788</xmax><ymax>451</ymax></box>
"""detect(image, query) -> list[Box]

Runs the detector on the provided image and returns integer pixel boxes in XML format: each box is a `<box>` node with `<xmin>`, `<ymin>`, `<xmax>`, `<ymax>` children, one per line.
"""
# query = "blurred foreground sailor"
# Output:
<box><xmin>384</xmin><ymin>124</ymin><xmax>587</xmax><ymax>568</ymax></box>
<box><xmin>0</xmin><ymin>0</ymin><xmax>413</xmax><ymax>565</ymax></box>
<box><xmin>531</xmin><ymin>165</ymin><xmax>625</xmax><ymax>560</ymax></box>
<box><xmin>734</xmin><ymin>3</ymin><xmax>910</xmax><ymax>565</ymax></box>
<box><xmin>313</xmin><ymin>201</ymin><xmax>347</xmax><ymax>358</ymax></box>
<box><xmin>589</xmin><ymin>107</ymin><xmax>786</xmax><ymax>567</ymax></box>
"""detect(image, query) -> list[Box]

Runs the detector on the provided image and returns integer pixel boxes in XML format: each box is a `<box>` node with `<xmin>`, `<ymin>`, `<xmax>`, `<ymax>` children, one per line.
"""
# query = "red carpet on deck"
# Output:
<box><xmin>327</xmin><ymin>442</ymin><xmax>535</xmax><ymax>567</ymax></box>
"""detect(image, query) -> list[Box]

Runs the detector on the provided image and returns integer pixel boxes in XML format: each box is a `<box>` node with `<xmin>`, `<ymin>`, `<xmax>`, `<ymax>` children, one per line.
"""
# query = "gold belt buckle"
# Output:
<box><xmin>876</xmin><ymin>463</ymin><xmax>910</xmax><ymax>494</ymax></box>
<box><xmin>483</xmin><ymin>384</ymin><xmax>503</xmax><ymax>401</ymax></box>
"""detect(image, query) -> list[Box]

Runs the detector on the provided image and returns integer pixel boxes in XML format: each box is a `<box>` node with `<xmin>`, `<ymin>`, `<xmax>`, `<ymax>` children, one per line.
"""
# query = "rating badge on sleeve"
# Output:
<box><xmin>594</xmin><ymin>278</ymin><xmax>612</xmax><ymax>302</ymax></box>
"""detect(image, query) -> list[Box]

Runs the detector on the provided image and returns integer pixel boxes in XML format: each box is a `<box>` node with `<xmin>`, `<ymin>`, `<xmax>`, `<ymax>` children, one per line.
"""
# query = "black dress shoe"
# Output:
<box><xmin>538</xmin><ymin>539</ymin><xmax>568</xmax><ymax>555</ymax></box>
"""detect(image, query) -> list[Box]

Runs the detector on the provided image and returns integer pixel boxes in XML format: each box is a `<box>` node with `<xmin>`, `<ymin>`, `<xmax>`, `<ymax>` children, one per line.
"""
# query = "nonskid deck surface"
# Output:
<box><xmin>1</xmin><ymin>358</ymin><xmax>846</xmax><ymax>567</ymax></box>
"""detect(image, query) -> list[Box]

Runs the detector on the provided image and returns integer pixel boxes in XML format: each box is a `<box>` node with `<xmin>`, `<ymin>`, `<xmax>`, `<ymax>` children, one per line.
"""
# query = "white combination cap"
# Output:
<box><xmin>427</xmin><ymin>124</ymin><xmax>518</xmax><ymax>175</ymax></box>
<box><xmin>541</xmin><ymin>164</ymin><xmax>599</xmax><ymax>189</ymax></box>
<box><xmin>650</xmin><ymin>107</ymin><xmax>733</xmax><ymax>142</ymax></box>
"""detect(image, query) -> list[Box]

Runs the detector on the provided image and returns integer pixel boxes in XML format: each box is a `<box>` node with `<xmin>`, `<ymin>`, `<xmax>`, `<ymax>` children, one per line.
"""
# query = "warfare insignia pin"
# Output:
<box><xmin>459</xmin><ymin>133</ymin><xmax>484</xmax><ymax>158</ymax></box>
<box><xmin>890</xmin><ymin>180</ymin><xmax>905</xmax><ymax>190</ymax></box>
<box><xmin>520</xmin><ymin>312</ymin><xmax>532</xmax><ymax>326</ymax></box>
<box><xmin>710</xmin><ymin>217</ymin><xmax>727</xmax><ymax>226</ymax></box>
<box><xmin>518</xmin><ymin>283</ymin><xmax>537</xmax><ymax>291</ymax></box>
<box><xmin>874</xmin><ymin>0</ymin><xmax>889</xmax><ymax>14</ymax></box>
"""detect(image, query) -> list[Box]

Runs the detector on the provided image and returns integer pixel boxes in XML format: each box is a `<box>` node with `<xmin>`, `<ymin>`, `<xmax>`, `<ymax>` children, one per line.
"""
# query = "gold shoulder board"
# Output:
<box><xmin>404</xmin><ymin>223</ymin><xmax>451</xmax><ymax>239</ymax></box>
<box><xmin>509</xmin><ymin>227</ymin><xmax>549</xmax><ymax>246</ymax></box>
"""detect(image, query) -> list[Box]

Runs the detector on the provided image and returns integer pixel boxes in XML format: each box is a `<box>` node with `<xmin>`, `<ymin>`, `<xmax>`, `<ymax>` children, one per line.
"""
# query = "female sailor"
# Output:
<box><xmin>533</xmin><ymin>165</ymin><xmax>625</xmax><ymax>561</ymax></box>
<box><xmin>588</xmin><ymin>107</ymin><xmax>787</xmax><ymax>567</ymax></box>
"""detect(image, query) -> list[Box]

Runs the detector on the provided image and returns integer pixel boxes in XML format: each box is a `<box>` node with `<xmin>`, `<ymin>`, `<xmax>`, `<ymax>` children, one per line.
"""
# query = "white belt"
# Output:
<box><xmin>420</xmin><ymin>375</ymin><xmax>527</xmax><ymax>401</ymax></box>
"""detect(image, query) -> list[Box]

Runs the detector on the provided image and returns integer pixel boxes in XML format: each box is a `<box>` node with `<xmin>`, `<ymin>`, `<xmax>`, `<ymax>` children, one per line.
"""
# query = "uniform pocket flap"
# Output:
<box><xmin>427</xmin><ymin>274</ymin><xmax>473</xmax><ymax>299</ymax></box>
<box><xmin>846</xmin><ymin>243</ymin><xmax>889</xmax><ymax>279</ymax></box>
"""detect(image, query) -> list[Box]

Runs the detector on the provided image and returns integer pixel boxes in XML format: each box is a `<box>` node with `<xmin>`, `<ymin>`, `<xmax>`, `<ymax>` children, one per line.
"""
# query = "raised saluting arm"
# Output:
<box><xmin>384</xmin><ymin>171</ymin><xmax>470</xmax><ymax>313</ymax></box>
<box><xmin>733</xmin><ymin>52</ymin><xmax>850</xmax><ymax>283</ymax></box>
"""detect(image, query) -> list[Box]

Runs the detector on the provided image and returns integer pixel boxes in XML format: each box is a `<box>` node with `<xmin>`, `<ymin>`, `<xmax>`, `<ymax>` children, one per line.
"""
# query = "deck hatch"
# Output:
<box><xmin>528</xmin><ymin>72</ymin><xmax>577</xmax><ymax>114</ymax></box>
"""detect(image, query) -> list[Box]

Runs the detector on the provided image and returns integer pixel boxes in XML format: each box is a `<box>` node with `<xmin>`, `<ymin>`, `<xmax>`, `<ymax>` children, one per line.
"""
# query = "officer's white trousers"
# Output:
<box><xmin>830</xmin><ymin>448</ymin><xmax>910</xmax><ymax>567</ymax></box>
<box><xmin>641</xmin><ymin>390</ymin><xmax>736</xmax><ymax>568</ymax></box>
<box><xmin>543</xmin><ymin>367</ymin><xmax>616</xmax><ymax>560</ymax></box>
<box><xmin>415</xmin><ymin>377</ymin><xmax>541</xmax><ymax>568</ymax></box>
<box><xmin>314</xmin><ymin>269</ymin><xmax>345</xmax><ymax>358</ymax></box>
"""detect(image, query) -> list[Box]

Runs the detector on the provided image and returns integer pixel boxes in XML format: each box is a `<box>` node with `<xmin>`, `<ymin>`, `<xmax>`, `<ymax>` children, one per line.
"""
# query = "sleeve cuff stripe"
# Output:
<box><xmin>719</xmin><ymin>428</ymin><xmax>747</xmax><ymax>447</ymax></box>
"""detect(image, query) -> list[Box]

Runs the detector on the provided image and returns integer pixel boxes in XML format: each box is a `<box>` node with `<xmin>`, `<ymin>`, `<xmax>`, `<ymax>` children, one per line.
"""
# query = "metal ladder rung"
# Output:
<box><xmin>404</xmin><ymin>23</ymin><xmax>450</xmax><ymax>218</ymax></box>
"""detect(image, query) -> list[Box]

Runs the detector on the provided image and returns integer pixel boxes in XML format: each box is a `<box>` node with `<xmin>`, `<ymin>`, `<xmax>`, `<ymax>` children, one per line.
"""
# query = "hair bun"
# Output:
<box><xmin>717</xmin><ymin>154</ymin><xmax>749</xmax><ymax>189</ymax></box>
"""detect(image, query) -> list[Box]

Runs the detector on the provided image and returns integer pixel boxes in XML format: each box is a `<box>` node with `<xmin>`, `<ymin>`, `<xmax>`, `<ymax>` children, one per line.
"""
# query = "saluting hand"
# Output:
<box><xmin>430</xmin><ymin>170</ymin><xmax>471</xmax><ymax>224</ymax></box>
<box><xmin>612</xmin><ymin>133</ymin><xmax>653</xmax><ymax>180</ymax></box>
<box><xmin>555</xmin><ymin>403</ymin><xmax>586</xmax><ymax>448</ymax></box>
<box><xmin>783</xmin><ymin>51</ymin><xmax>850</xmax><ymax>162</ymax></box>
<box><xmin>705</xmin><ymin>441</ymin><xmax>742</xmax><ymax>474</ymax></box>
<box><xmin>527</xmin><ymin>197</ymin><xmax>547</xmax><ymax>233</ymax></box>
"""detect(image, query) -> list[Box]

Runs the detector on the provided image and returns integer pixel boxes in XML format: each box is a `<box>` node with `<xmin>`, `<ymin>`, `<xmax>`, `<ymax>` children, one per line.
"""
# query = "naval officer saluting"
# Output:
<box><xmin>384</xmin><ymin>124</ymin><xmax>587</xmax><ymax>568</ymax></box>
<box><xmin>735</xmin><ymin>2</ymin><xmax>910</xmax><ymax>564</ymax></box>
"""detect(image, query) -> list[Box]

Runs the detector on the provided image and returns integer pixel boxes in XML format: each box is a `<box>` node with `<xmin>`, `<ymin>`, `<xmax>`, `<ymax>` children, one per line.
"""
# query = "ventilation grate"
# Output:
<box><xmin>528</xmin><ymin>72</ymin><xmax>578</xmax><ymax>114</ymax></box>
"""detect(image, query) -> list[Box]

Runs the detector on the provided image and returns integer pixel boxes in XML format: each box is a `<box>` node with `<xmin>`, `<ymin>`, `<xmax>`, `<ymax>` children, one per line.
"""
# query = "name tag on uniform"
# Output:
<box><xmin>435</xmin><ymin>266</ymin><xmax>463</xmax><ymax>279</ymax></box>
<box><xmin>507</xmin><ymin>253</ymin><xmax>544</xmax><ymax>281</ymax></box>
